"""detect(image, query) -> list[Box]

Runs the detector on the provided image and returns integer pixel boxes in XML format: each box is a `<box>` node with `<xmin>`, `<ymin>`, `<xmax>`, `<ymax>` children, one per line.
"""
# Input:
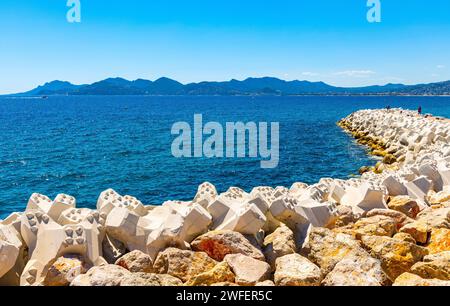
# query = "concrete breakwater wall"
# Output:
<box><xmin>1</xmin><ymin>108</ymin><xmax>449</xmax><ymax>286</ymax></box>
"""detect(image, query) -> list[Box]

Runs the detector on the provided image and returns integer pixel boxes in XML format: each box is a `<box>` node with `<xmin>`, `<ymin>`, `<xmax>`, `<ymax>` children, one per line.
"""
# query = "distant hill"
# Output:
<box><xmin>11</xmin><ymin>77</ymin><xmax>450</xmax><ymax>96</ymax></box>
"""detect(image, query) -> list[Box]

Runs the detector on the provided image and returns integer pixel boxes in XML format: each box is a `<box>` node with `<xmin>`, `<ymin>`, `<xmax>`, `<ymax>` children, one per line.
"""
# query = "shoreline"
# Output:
<box><xmin>1</xmin><ymin>108</ymin><xmax>450</xmax><ymax>286</ymax></box>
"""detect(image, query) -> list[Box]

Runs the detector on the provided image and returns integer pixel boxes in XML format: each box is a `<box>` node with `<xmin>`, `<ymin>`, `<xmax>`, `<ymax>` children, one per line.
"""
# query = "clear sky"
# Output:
<box><xmin>1</xmin><ymin>0</ymin><xmax>449</xmax><ymax>94</ymax></box>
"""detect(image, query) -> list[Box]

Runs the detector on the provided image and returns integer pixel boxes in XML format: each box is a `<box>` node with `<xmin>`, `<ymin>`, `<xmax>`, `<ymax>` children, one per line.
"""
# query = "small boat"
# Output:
<box><xmin>41</xmin><ymin>95</ymin><xmax>48</xmax><ymax>99</ymax></box>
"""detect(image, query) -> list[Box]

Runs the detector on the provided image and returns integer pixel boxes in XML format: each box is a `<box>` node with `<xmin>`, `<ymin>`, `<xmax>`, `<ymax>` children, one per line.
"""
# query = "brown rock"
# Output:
<box><xmin>393</xmin><ymin>272</ymin><xmax>450</xmax><ymax>286</ymax></box>
<box><xmin>352</xmin><ymin>215</ymin><xmax>397</xmax><ymax>239</ymax></box>
<box><xmin>361</xmin><ymin>235</ymin><xmax>429</xmax><ymax>281</ymax></box>
<box><xmin>185</xmin><ymin>262</ymin><xmax>235</xmax><ymax>286</ymax></box>
<box><xmin>153</xmin><ymin>248</ymin><xmax>217</xmax><ymax>282</ymax></box>
<box><xmin>366</xmin><ymin>208</ymin><xmax>413</xmax><ymax>229</ymax></box>
<box><xmin>120</xmin><ymin>272</ymin><xmax>182</xmax><ymax>286</ymax></box>
<box><xmin>44</xmin><ymin>255</ymin><xmax>89</xmax><ymax>286</ymax></box>
<box><xmin>399</xmin><ymin>222</ymin><xmax>430</xmax><ymax>244</ymax></box>
<box><xmin>262</xmin><ymin>224</ymin><xmax>296</xmax><ymax>270</ymax></box>
<box><xmin>70</xmin><ymin>265</ymin><xmax>130</xmax><ymax>286</ymax></box>
<box><xmin>274</xmin><ymin>254</ymin><xmax>322</xmax><ymax>286</ymax></box>
<box><xmin>191</xmin><ymin>230</ymin><xmax>265</xmax><ymax>261</ymax></box>
<box><xmin>306</xmin><ymin>227</ymin><xmax>366</xmax><ymax>274</ymax></box>
<box><xmin>393</xmin><ymin>232</ymin><xmax>417</xmax><ymax>244</ymax></box>
<box><xmin>115</xmin><ymin>250</ymin><xmax>153</xmax><ymax>273</ymax></box>
<box><xmin>224</xmin><ymin>254</ymin><xmax>271</xmax><ymax>286</ymax></box>
<box><xmin>388</xmin><ymin>196</ymin><xmax>420</xmax><ymax>219</ymax></box>
<box><xmin>427</xmin><ymin>228</ymin><xmax>450</xmax><ymax>254</ymax></box>
<box><xmin>322</xmin><ymin>254</ymin><xmax>389</xmax><ymax>286</ymax></box>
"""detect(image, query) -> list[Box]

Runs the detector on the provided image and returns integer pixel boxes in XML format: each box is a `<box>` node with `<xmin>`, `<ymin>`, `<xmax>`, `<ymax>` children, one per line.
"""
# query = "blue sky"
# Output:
<box><xmin>1</xmin><ymin>0</ymin><xmax>449</xmax><ymax>94</ymax></box>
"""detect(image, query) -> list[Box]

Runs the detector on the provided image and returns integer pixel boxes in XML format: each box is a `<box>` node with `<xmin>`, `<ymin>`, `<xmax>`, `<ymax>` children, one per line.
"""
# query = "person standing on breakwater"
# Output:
<box><xmin>418</xmin><ymin>106</ymin><xmax>422</xmax><ymax>115</ymax></box>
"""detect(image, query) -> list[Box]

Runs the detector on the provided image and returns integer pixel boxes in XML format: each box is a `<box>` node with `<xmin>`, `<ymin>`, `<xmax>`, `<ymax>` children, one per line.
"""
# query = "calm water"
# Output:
<box><xmin>1</xmin><ymin>95</ymin><xmax>450</xmax><ymax>218</ymax></box>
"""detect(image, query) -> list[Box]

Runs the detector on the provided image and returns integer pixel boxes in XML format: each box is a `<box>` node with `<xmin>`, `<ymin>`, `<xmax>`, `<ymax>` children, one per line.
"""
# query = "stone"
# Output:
<box><xmin>224</xmin><ymin>254</ymin><xmax>271</xmax><ymax>286</ymax></box>
<box><xmin>185</xmin><ymin>262</ymin><xmax>235</xmax><ymax>286</ymax></box>
<box><xmin>70</xmin><ymin>264</ymin><xmax>130</xmax><ymax>286</ymax></box>
<box><xmin>120</xmin><ymin>272</ymin><xmax>183</xmax><ymax>286</ymax></box>
<box><xmin>393</xmin><ymin>232</ymin><xmax>417</xmax><ymax>244</ymax></box>
<box><xmin>255</xmin><ymin>280</ymin><xmax>275</xmax><ymax>286</ymax></box>
<box><xmin>360</xmin><ymin>235</ymin><xmax>429</xmax><ymax>281</ymax></box>
<box><xmin>97</xmin><ymin>189</ymin><xmax>147</xmax><ymax>217</ymax></box>
<box><xmin>274</xmin><ymin>254</ymin><xmax>322</xmax><ymax>286</ymax></box>
<box><xmin>153</xmin><ymin>248</ymin><xmax>217</xmax><ymax>283</ymax></box>
<box><xmin>322</xmin><ymin>254</ymin><xmax>389</xmax><ymax>286</ymax></box>
<box><xmin>393</xmin><ymin>272</ymin><xmax>450</xmax><ymax>286</ymax></box>
<box><xmin>399</xmin><ymin>222</ymin><xmax>430</xmax><ymax>244</ymax></box>
<box><xmin>388</xmin><ymin>196</ymin><xmax>420</xmax><ymax>219</ymax></box>
<box><xmin>427</xmin><ymin>187</ymin><xmax>450</xmax><ymax>204</ymax></box>
<box><xmin>426</xmin><ymin>228</ymin><xmax>450</xmax><ymax>254</ymax></box>
<box><xmin>306</xmin><ymin>227</ymin><xmax>366</xmax><ymax>274</ymax></box>
<box><xmin>414</xmin><ymin>206</ymin><xmax>450</xmax><ymax>229</ymax></box>
<box><xmin>191</xmin><ymin>230</ymin><xmax>265</xmax><ymax>261</ymax></box>
<box><xmin>115</xmin><ymin>250</ymin><xmax>153</xmax><ymax>273</ymax></box>
<box><xmin>352</xmin><ymin>215</ymin><xmax>397</xmax><ymax>240</ymax></box>
<box><xmin>332</xmin><ymin>205</ymin><xmax>356</xmax><ymax>228</ymax></box>
<box><xmin>405</xmin><ymin>176</ymin><xmax>432</xmax><ymax>206</ymax></box>
<box><xmin>43</xmin><ymin>255</ymin><xmax>89</xmax><ymax>286</ymax></box>
<box><xmin>366</xmin><ymin>208</ymin><xmax>413</xmax><ymax>230</ymax></box>
<box><xmin>262</xmin><ymin>224</ymin><xmax>296</xmax><ymax>270</ymax></box>
<box><xmin>410</xmin><ymin>258</ymin><xmax>450</xmax><ymax>280</ymax></box>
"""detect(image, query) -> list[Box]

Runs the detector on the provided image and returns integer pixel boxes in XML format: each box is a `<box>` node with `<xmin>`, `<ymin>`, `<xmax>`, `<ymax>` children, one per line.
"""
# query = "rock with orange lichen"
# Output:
<box><xmin>352</xmin><ymin>215</ymin><xmax>397</xmax><ymax>240</ymax></box>
<box><xmin>262</xmin><ymin>224</ymin><xmax>296</xmax><ymax>270</ymax></box>
<box><xmin>414</xmin><ymin>207</ymin><xmax>450</xmax><ymax>229</ymax></box>
<box><xmin>410</xmin><ymin>254</ymin><xmax>450</xmax><ymax>280</ymax></box>
<box><xmin>393</xmin><ymin>272</ymin><xmax>450</xmax><ymax>286</ymax></box>
<box><xmin>305</xmin><ymin>227</ymin><xmax>367</xmax><ymax>274</ymax></box>
<box><xmin>393</xmin><ymin>232</ymin><xmax>417</xmax><ymax>244</ymax></box>
<box><xmin>44</xmin><ymin>255</ymin><xmax>90</xmax><ymax>286</ymax></box>
<box><xmin>388</xmin><ymin>196</ymin><xmax>420</xmax><ymax>219</ymax></box>
<box><xmin>191</xmin><ymin>230</ymin><xmax>264</xmax><ymax>261</ymax></box>
<box><xmin>427</xmin><ymin>228</ymin><xmax>450</xmax><ymax>254</ymax></box>
<box><xmin>365</xmin><ymin>209</ymin><xmax>413</xmax><ymax>230</ymax></box>
<box><xmin>399</xmin><ymin>222</ymin><xmax>430</xmax><ymax>244</ymax></box>
<box><xmin>322</xmin><ymin>254</ymin><xmax>389</xmax><ymax>286</ymax></box>
<box><xmin>361</xmin><ymin>235</ymin><xmax>429</xmax><ymax>281</ymax></box>
<box><xmin>185</xmin><ymin>262</ymin><xmax>235</xmax><ymax>286</ymax></box>
<box><xmin>152</xmin><ymin>248</ymin><xmax>217</xmax><ymax>282</ymax></box>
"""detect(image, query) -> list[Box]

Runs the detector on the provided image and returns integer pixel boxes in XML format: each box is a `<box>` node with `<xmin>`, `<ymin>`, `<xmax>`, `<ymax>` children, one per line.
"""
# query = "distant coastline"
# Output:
<box><xmin>5</xmin><ymin>77</ymin><xmax>450</xmax><ymax>97</ymax></box>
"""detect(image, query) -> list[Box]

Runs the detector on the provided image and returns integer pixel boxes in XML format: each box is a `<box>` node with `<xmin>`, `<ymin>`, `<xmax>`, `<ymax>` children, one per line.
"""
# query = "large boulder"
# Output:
<box><xmin>361</xmin><ymin>235</ymin><xmax>429</xmax><ymax>281</ymax></box>
<box><xmin>70</xmin><ymin>265</ymin><xmax>131</xmax><ymax>286</ymax></box>
<box><xmin>274</xmin><ymin>254</ymin><xmax>322</xmax><ymax>286</ymax></box>
<box><xmin>43</xmin><ymin>255</ymin><xmax>89</xmax><ymax>286</ymax></box>
<box><xmin>224</xmin><ymin>254</ymin><xmax>271</xmax><ymax>286</ymax></box>
<box><xmin>410</xmin><ymin>253</ymin><xmax>450</xmax><ymax>280</ymax></box>
<box><xmin>322</xmin><ymin>254</ymin><xmax>389</xmax><ymax>286</ymax></box>
<box><xmin>115</xmin><ymin>250</ymin><xmax>153</xmax><ymax>273</ymax></box>
<box><xmin>262</xmin><ymin>224</ymin><xmax>296</xmax><ymax>270</ymax></box>
<box><xmin>191</xmin><ymin>230</ymin><xmax>264</xmax><ymax>261</ymax></box>
<box><xmin>352</xmin><ymin>215</ymin><xmax>397</xmax><ymax>239</ymax></box>
<box><xmin>120</xmin><ymin>272</ymin><xmax>182</xmax><ymax>286</ymax></box>
<box><xmin>393</xmin><ymin>272</ymin><xmax>450</xmax><ymax>286</ymax></box>
<box><xmin>388</xmin><ymin>196</ymin><xmax>420</xmax><ymax>219</ymax></box>
<box><xmin>185</xmin><ymin>262</ymin><xmax>235</xmax><ymax>286</ymax></box>
<box><xmin>306</xmin><ymin>227</ymin><xmax>367</xmax><ymax>274</ymax></box>
<box><xmin>426</xmin><ymin>228</ymin><xmax>450</xmax><ymax>254</ymax></box>
<box><xmin>152</xmin><ymin>248</ymin><xmax>217</xmax><ymax>282</ymax></box>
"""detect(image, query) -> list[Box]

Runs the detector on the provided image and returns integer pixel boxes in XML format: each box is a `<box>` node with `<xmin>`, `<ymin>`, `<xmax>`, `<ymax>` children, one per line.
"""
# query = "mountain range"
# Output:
<box><xmin>10</xmin><ymin>77</ymin><xmax>450</xmax><ymax>96</ymax></box>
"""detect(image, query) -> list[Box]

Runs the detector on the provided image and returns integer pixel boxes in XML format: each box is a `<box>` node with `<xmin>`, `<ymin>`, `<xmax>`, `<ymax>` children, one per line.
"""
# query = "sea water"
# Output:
<box><xmin>1</xmin><ymin>95</ymin><xmax>449</xmax><ymax>218</ymax></box>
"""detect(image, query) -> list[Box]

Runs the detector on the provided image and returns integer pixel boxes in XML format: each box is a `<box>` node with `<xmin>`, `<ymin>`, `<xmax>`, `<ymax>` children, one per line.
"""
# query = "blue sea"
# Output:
<box><xmin>1</xmin><ymin>95</ymin><xmax>450</xmax><ymax>218</ymax></box>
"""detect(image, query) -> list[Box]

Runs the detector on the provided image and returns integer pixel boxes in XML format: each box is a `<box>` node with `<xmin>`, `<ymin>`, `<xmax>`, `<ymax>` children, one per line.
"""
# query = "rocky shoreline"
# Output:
<box><xmin>1</xmin><ymin>108</ymin><xmax>450</xmax><ymax>286</ymax></box>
